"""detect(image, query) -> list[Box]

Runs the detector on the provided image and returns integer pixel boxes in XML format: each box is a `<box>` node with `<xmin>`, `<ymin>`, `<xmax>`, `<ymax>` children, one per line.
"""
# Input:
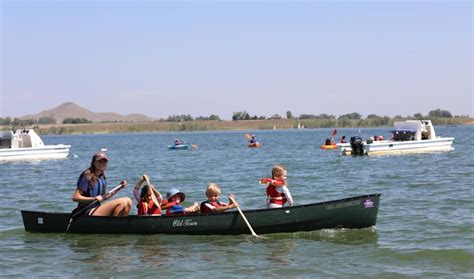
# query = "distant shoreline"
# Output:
<box><xmin>1</xmin><ymin>118</ymin><xmax>472</xmax><ymax>135</ymax></box>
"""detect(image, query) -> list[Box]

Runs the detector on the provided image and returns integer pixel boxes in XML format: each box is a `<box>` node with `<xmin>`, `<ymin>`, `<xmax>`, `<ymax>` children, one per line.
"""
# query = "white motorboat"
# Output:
<box><xmin>0</xmin><ymin>129</ymin><xmax>70</xmax><ymax>161</ymax></box>
<box><xmin>338</xmin><ymin>120</ymin><xmax>454</xmax><ymax>156</ymax></box>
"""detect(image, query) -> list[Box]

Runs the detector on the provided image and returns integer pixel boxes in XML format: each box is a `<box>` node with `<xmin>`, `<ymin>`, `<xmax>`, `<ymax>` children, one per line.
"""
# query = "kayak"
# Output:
<box><xmin>21</xmin><ymin>193</ymin><xmax>380</xmax><ymax>235</ymax></box>
<box><xmin>320</xmin><ymin>144</ymin><xmax>337</xmax><ymax>150</ymax></box>
<box><xmin>168</xmin><ymin>144</ymin><xmax>191</xmax><ymax>150</ymax></box>
<box><xmin>248</xmin><ymin>142</ymin><xmax>261</xmax><ymax>148</ymax></box>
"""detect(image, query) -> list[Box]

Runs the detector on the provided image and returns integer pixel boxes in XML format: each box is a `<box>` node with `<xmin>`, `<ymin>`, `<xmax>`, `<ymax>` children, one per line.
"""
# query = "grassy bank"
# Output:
<box><xmin>1</xmin><ymin>118</ymin><xmax>472</xmax><ymax>135</ymax></box>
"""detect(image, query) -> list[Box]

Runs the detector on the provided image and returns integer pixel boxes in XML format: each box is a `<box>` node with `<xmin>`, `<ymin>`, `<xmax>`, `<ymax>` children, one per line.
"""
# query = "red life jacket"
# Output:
<box><xmin>200</xmin><ymin>200</ymin><xmax>226</xmax><ymax>213</ymax></box>
<box><xmin>137</xmin><ymin>199</ymin><xmax>161</xmax><ymax>216</ymax></box>
<box><xmin>266</xmin><ymin>185</ymin><xmax>288</xmax><ymax>206</ymax></box>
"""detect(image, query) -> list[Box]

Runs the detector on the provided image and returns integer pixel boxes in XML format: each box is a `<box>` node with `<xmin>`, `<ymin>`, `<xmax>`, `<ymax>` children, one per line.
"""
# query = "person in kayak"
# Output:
<box><xmin>325</xmin><ymin>138</ymin><xmax>334</xmax><ymax>145</ymax></box>
<box><xmin>249</xmin><ymin>135</ymin><xmax>257</xmax><ymax>144</ymax></box>
<box><xmin>133</xmin><ymin>174</ymin><xmax>163</xmax><ymax>216</ymax></box>
<box><xmin>340</xmin><ymin>136</ymin><xmax>347</xmax><ymax>143</ymax></box>
<box><xmin>200</xmin><ymin>183</ymin><xmax>239</xmax><ymax>213</ymax></box>
<box><xmin>174</xmin><ymin>139</ymin><xmax>184</xmax><ymax>145</ymax></box>
<box><xmin>72</xmin><ymin>151</ymin><xmax>132</xmax><ymax>216</ymax></box>
<box><xmin>162</xmin><ymin>188</ymin><xmax>200</xmax><ymax>215</ymax></box>
<box><xmin>259</xmin><ymin>165</ymin><xmax>294</xmax><ymax>208</ymax></box>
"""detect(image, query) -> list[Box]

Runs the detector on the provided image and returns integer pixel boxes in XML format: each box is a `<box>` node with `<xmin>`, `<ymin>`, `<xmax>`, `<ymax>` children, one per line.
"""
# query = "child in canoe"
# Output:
<box><xmin>259</xmin><ymin>165</ymin><xmax>294</xmax><ymax>208</ymax></box>
<box><xmin>162</xmin><ymin>188</ymin><xmax>200</xmax><ymax>215</ymax></box>
<box><xmin>200</xmin><ymin>183</ymin><xmax>239</xmax><ymax>213</ymax></box>
<box><xmin>133</xmin><ymin>174</ymin><xmax>163</xmax><ymax>216</ymax></box>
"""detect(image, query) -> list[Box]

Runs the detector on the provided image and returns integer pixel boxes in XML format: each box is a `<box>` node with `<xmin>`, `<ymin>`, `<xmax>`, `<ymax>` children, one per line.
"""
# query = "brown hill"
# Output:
<box><xmin>21</xmin><ymin>102</ymin><xmax>156</xmax><ymax>123</ymax></box>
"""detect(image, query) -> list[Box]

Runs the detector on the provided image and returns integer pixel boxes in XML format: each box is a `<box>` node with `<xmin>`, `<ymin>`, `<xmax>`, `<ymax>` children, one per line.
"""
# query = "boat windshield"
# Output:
<box><xmin>0</xmin><ymin>131</ymin><xmax>13</xmax><ymax>149</ymax></box>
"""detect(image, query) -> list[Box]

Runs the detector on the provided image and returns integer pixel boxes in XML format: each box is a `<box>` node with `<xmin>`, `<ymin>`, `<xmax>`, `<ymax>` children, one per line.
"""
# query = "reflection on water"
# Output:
<box><xmin>267</xmin><ymin>227</ymin><xmax>379</xmax><ymax>245</ymax></box>
<box><xmin>132</xmin><ymin>236</ymin><xmax>169</xmax><ymax>268</ymax></box>
<box><xmin>266</xmin><ymin>240</ymin><xmax>296</xmax><ymax>266</ymax></box>
<box><xmin>61</xmin><ymin>234</ymin><xmax>176</xmax><ymax>270</ymax></box>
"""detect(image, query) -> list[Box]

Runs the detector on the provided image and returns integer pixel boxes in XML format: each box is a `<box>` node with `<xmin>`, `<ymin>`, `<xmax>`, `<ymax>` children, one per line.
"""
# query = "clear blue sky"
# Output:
<box><xmin>1</xmin><ymin>0</ymin><xmax>472</xmax><ymax>119</ymax></box>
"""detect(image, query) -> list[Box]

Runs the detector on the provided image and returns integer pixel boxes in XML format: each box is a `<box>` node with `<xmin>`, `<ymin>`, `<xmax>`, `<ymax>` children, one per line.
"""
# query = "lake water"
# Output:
<box><xmin>1</xmin><ymin>126</ymin><xmax>472</xmax><ymax>278</ymax></box>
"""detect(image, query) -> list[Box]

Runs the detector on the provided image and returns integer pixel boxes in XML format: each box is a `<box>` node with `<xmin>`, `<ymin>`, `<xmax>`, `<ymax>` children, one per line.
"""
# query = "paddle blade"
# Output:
<box><xmin>148</xmin><ymin>185</ymin><xmax>160</xmax><ymax>208</ymax></box>
<box><xmin>259</xmin><ymin>178</ymin><xmax>285</xmax><ymax>187</ymax></box>
<box><xmin>331</xmin><ymin>129</ymin><xmax>337</xmax><ymax>137</ymax></box>
<box><xmin>244</xmin><ymin>133</ymin><xmax>253</xmax><ymax>141</ymax></box>
<box><xmin>144</xmin><ymin>175</ymin><xmax>161</xmax><ymax>208</ymax></box>
<box><xmin>259</xmin><ymin>178</ymin><xmax>272</xmax><ymax>185</ymax></box>
<box><xmin>229</xmin><ymin>196</ymin><xmax>266</xmax><ymax>239</ymax></box>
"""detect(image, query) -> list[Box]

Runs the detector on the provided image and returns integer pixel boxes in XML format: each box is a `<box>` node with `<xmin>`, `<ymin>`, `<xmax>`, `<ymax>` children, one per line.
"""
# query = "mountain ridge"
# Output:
<box><xmin>21</xmin><ymin>102</ymin><xmax>156</xmax><ymax>123</ymax></box>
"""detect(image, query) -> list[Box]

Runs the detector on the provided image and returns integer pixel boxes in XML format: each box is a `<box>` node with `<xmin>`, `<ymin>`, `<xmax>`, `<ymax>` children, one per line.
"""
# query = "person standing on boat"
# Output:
<box><xmin>200</xmin><ymin>183</ymin><xmax>238</xmax><ymax>213</ymax></box>
<box><xmin>260</xmin><ymin>165</ymin><xmax>294</xmax><ymax>208</ymax></box>
<box><xmin>72</xmin><ymin>151</ymin><xmax>132</xmax><ymax>216</ymax></box>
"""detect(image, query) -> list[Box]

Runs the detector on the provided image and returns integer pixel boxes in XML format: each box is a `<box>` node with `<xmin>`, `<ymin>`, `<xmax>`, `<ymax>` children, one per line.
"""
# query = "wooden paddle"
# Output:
<box><xmin>244</xmin><ymin>133</ymin><xmax>253</xmax><ymax>141</ymax></box>
<box><xmin>191</xmin><ymin>144</ymin><xmax>198</xmax><ymax>149</ymax></box>
<box><xmin>66</xmin><ymin>181</ymin><xmax>127</xmax><ymax>232</ymax></box>
<box><xmin>228</xmin><ymin>196</ymin><xmax>265</xmax><ymax>239</ymax></box>
<box><xmin>143</xmin><ymin>174</ymin><xmax>161</xmax><ymax>208</ymax></box>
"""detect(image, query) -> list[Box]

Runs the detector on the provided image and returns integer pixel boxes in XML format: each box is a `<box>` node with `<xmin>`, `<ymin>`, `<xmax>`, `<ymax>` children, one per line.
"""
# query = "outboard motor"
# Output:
<box><xmin>350</xmin><ymin>136</ymin><xmax>364</xmax><ymax>156</ymax></box>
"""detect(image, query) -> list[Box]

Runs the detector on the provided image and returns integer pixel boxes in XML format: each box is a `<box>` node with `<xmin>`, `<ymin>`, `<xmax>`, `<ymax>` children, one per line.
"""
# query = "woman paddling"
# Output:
<box><xmin>72</xmin><ymin>151</ymin><xmax>132</xmax><ymax>216</ymax></box>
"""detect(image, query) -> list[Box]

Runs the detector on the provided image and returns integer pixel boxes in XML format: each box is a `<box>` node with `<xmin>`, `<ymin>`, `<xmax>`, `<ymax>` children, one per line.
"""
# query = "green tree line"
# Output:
<box><xmin>62</xmin><ymin>118</ymin><xmax>92</xmax><ymax>124</ymax></box>
<box><xmin>0</xmin><ymin>116</ymin><xmax>56</xmax><ymax>126</ymax></box>
<box><xmin>0</xmin><ymin>108</ymin><xmax>469</xmax><ymax>128</ymax></box>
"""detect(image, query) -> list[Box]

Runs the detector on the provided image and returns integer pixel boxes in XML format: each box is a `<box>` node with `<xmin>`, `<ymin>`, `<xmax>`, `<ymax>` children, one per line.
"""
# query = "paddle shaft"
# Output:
<box><xmin>328</xmin><ymin>128</ymin><xmax>337</xmax><ymax>144</ymax></box>
<box><xmin>71</xmin><ymin>183</ymin><xmax>126</xmax><ymax>219</ymax></box>
<box><xmin>229</xmin><ymin>196</ymin><xmax>262</xmax><ymax>238</ymax></box>
<box><xmin>66</xmin><ymin>182</ymin><xmax>126</xmax><ymax>231</ymax></box>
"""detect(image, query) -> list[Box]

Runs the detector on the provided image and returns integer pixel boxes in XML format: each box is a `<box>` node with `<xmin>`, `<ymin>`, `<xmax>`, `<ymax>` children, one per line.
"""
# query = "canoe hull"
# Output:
<box><xmin>248</xmin><ymin>142</ymin><xmax>261</xmax><ymax>148</ymax></box>
<box><xmin>168</xmin><ymin>144</ymin><xmax>191</xmax><ymax>150</ymax></box>
<box><xmin>21</xmin><ymin>194</ymin><xmax>380</xmax><ymax>235</ymax></box>
<box><xmin>320</xmin><ymin>144</ymin><xmax>337</xmax><ymax>150</ymax></box>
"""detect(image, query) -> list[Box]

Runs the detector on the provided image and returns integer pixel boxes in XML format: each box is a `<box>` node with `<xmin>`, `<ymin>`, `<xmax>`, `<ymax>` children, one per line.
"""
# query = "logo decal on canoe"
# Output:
<box><xmin>362</xmin><ymin>199</ymin><xmax>375</xmax><ymax>208</ymax></box>
<box><xmin>173</xmin><ymin>219</ymin><xmax>198</xmax><ymax>227</ymax></box>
